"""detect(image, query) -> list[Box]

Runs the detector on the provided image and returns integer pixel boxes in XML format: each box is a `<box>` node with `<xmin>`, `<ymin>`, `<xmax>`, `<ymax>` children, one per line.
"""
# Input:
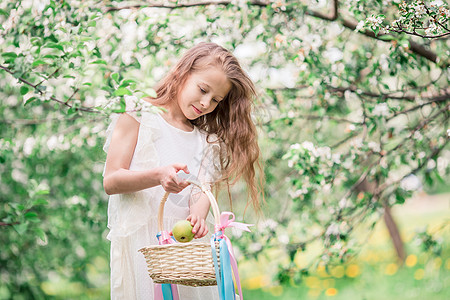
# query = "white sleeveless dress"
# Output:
<box><xmin>102</xmin><ymin>98</ymin><xmax>221</xmax><ymax>300</ymax></box>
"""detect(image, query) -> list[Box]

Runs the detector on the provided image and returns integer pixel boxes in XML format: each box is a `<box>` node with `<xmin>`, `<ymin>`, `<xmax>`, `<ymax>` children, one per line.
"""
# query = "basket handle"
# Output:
<box><xmin>157</xmin><ymin>180</ymin><xmax>221</xmax><ymax>232</ymax></box>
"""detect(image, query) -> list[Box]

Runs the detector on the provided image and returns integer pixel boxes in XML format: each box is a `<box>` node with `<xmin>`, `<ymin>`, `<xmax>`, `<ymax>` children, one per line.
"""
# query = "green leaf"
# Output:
<box><xmin>374</xmin><ymin>27</ymin><xmax>380</xmax><ymax>36</ymax></box>
<box><xmin>433</xmin><ymin>170</ymin><xmax>445</xmax><ymax>184</ymax></box>
<box><xmin>24</xmin><ymin>97</ymin><xmax>38</xmax><ymax>106</ymax></box>
<box><xmin>2</xmin><ymin>52</ymin><xmax>17</xmax><ymax>58</ymax></box>
<box><xmin>36</xmin><ymin>189</ymin><xmax>49</xmax><ymax>195</ymax></box>
<box><xmin>13</xmin><ymin>223</ymin><xmax>28</xmax><ymax>235</ymax></box>
<box><xmin>91</xmin><ymin>59</ymin><xmax>107</xmax><ymax>65</ymax></box>
<box><xmin>83</xmin><ymin>82</ymin><xmax>92</xmax><ymax>86</ymax></box>
<box><xmin>25</xmin><ymin>211</ymin><xmax>39</xmax><ymax>222</ymax></box>
<box><xmin>67</xmin><ymin>107</ymin><xmax>79</xmax><ymax>115</ymax></box>
<box><xmin>32</xmin><ymin>59</ymin><xmax>47</xmax><ymax>67</ymax></box>
<box><xmin>120</xmin><ymin>79</ymin><xmax>137</xmax><ymax>87</ymax></box>
<box><xmin>44</xmin><ymin>42</ymin><xmax>64</xmax><ymax>52</ymax></box>
<box><xmin>33</xmin><ymin>198</ymin><xmax>48</xmax><ymax>206</ymax></box>
<box><xmin>111</xmin><ymin>72</ymin><xmax>119</xmax><ymax>83</ymax></box>
<box><xmin>113</xmin><ymin>88</ymin><xmax>132</xmax><ymax>96</ymax></box>
<box><xmin>35</xmin><ymin>228</ymin><xmax>46</xmax><ymax>241</ymax></box>
<box><xmin>142</xmin><ymin>89</ymin><xmax>157</xmax><ymax>98</ymax></box>
<box><xmin>395</xmin><ymin>191</ymin><xmax>405</xmax><ymax>204</ymax></box>
<box><xmin>0</xmin><ymin>9</ymin><xmax>8</xmax><ymax>16</ymax></box>
<box><xmin>112</xmin><ymin>98</ymin><xmax>126</xmax><ymax>113</ymax></box>
<box><xmin>63</xmin><ymin>75</ymin><xmax>76</xmax><ymax>79</ymax></box>
<box><xmin>379</xmin><ymin>35</ymin><xmax>395</xmax><ymax>41</ymax></box>
<box><xmin>20</xmin><ymin>85</ymin><xmax>30</xmax><ymax>95</ymax></box>
<box><xmin>43</xmin><ymin>54</ymin><xmax>60</xmax><ymax>59</ymax></box>
<box><xmin>424</xmin><ymin>171</ymin><xmax>433</xmax><ymax>186</ymax></box>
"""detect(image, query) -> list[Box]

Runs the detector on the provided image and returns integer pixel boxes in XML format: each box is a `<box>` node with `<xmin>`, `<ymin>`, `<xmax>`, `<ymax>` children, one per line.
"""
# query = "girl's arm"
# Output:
<box><xmin>187</xmin><ymin>193</ymin><xmax>211</xmax><ymax>238</ymax></box>
<box><xmin>103</xmin><ymin>113</ymin><xmax>189</xmax><ymax>195</ymax></box>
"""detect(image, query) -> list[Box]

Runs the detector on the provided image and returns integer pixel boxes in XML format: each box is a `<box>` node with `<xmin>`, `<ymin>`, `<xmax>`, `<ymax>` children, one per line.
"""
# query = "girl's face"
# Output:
<box><xmin>177</xmin><ymin>66</ymin><xmax>232</xmax><ymax>120</ymax></box>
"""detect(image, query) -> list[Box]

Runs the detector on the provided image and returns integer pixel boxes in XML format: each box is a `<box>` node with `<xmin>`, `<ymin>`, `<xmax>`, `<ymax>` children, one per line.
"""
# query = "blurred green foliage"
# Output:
<box><xmin>1</xmin><ymin>0</ymin><xmax>449</xmax><ymax>298</ymax></box>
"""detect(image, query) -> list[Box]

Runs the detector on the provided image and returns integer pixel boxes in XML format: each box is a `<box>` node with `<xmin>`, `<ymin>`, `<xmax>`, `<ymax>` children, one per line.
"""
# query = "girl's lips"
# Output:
<box><xmin>192</xmin><ymin>105</ymin><xmax>202</xmax><ymax>114</ymax></box>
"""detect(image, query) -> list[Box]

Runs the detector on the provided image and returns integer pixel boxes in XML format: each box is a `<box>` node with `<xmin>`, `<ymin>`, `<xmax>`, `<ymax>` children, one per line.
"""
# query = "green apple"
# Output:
<box><xmin>172</xmin><ymin>220</ymin><xmax>194</xmax><ymax>243</ymax></box>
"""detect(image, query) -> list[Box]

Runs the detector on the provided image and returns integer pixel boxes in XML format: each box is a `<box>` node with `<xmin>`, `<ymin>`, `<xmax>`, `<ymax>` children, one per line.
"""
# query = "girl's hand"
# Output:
<box><xmin>158</xmin><ymin>164</ymin><xmax>190</xmax><ymax>193</ymax></box>
<box><xmin>187</xmin><ymin>214</ymin><xmax>208</xmax><ymax>239</ymax></box>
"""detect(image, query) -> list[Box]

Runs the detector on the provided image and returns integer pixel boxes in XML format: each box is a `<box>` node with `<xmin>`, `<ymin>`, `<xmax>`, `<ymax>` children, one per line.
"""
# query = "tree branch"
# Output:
<box><xmin>378</xmin><ymin>136</ymin><xmax>449</xmax><ymax>193</ymax></box>
<box><xmin>0</xmin><ymin>222</ymin><xmax>20</xmax><ymax>226</ymax></box>
<box><xmin>386</xmin><ymin>94</ymin><xmax>450</xmax><ymax>121</ymax></box>
<box><xmin>388</xmin><ymin>27</ymin><xmax>450</xmax><ymax>39</ymax></box>
<box><xmin>268</xmin><ymin>85</ymin><xmax>449</xmax><ymax>103</ymax></box>
<box><xmin>105</xmin><ymin>0</ymin><xmax>446</xmax><ymax>67</ymax></box>
<box><xmin>388</xmin><ymin>103</ymin><xmax>449</xmax><ymax>153</ymax></box>
<box><xmin>104</xmin><ymin>0</ymin><xmax>269</xmax><ymax>12</ymax></box>
<box><xmin>0</xmin><ymin>64</ymin><xmax>100</xmax><ymax>114</ymax></box>
<box><xmin>0</xmin><ymin>116</ymin><xmax>85</xmax><ymax>125</ymax></box>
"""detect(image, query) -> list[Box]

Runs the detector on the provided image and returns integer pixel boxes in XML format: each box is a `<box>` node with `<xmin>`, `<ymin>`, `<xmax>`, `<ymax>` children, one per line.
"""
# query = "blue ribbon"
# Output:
<box><xmin>161</xmin><ymin>284</ymin><xmax>173</xmax><ymax>300</ymax></box>
<box><xmin>211</xmin><ymin>232</ymin><xmax>236</xmax><ymax>300</ymax></box>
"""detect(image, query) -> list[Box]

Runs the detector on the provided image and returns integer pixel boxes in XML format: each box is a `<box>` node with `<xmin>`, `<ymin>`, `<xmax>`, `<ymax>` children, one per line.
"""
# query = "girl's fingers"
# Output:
<box><xmin>191</xmin><ymin>217</ymin><xmax>200</xmax><ymax>235</ymax></box>
<box><xmin>201</xmin><ymin>227</ymin><xmax>209</xmax><ymax>238</ymax></box>
<box><xmin>195</xmin><ymin>219</ymin><xmax>207</xmax><ymax>239</ymax></box>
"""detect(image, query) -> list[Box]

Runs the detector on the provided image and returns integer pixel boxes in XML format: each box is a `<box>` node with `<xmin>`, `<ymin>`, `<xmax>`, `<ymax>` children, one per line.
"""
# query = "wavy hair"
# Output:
<box><xmin>150</xmin><ymin>42</ymin><xmax>264</xmax><ymax>213</ymax></box>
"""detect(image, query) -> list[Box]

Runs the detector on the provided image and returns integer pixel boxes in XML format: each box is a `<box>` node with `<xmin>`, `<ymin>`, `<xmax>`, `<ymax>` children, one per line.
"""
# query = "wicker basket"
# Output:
<box><xmin>139</xmin><ymin>188</ymin><xmax>222</xmax><ymax>287</ymax></box>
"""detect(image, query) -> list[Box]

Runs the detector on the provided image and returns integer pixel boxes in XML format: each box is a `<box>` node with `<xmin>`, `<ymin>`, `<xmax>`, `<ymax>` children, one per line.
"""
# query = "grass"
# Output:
<box><xmin>240</xmin><ymin>192</ymin><xmax>450</xmax><ymax>299</ymax></box>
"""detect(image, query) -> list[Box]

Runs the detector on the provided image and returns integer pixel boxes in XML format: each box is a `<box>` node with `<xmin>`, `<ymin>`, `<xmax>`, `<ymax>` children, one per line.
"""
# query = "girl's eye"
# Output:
<box><xmin>200</xmin><ymin>87</ymin><xmax>207</xmax><ymax>94</ymax></box>
<box><xmin>212</xmin><ymin>98</ymin><xmax>219</xmax><ymax>103</ymax></box>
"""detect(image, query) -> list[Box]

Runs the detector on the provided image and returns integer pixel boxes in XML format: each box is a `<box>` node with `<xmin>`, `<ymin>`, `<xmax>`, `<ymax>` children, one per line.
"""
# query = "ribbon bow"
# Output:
<box><xmin>215</xmin><ymin>212</ymin><xmax>253</xmax><ymax>234</ymax></box>
<box><xmin>212</xmin><ymin>212</ymin><xmax>253</xmax><ymax>300</ymax></box>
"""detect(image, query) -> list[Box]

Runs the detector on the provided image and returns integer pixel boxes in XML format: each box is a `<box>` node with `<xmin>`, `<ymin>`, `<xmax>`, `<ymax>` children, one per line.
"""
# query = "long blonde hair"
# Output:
<box><xmin>151</xmin><ymin>42</ymin><xmax>264</xmax><ymax>213</ymax></box>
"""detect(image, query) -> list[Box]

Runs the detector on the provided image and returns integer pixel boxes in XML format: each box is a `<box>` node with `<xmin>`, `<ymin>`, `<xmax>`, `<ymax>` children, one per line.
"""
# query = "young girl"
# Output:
<box><xmin>102</xmin><ymin>42</ymin><xmax>263</xmax><ymax>299</ymax></box>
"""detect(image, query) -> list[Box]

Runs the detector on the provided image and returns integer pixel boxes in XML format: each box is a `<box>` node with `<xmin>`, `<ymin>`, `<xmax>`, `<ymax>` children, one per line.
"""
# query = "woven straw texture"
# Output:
<box><xmin>139</xmin><ymin>188</ymin><xmax>223</xmax><ymax>287</ymax></box>
<box><xmin>139</xmin><ymin>241</ymin><xmax>221</xmax><ymax>286</ymax></box>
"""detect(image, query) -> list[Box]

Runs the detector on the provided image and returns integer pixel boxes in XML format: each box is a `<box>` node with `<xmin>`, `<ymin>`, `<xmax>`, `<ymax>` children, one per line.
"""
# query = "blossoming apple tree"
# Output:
<box><xmin>0</xmin><ymin>0</ymin><xmax>448</xmax><ymax>296</ymax></box>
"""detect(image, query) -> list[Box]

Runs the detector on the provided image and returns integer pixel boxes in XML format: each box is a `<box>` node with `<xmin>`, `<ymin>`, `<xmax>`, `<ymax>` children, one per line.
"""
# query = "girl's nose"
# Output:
<box><xmin>200</xmin><ymin>97</ymin><xmax>211</xmax><ymax>109</ymax></box>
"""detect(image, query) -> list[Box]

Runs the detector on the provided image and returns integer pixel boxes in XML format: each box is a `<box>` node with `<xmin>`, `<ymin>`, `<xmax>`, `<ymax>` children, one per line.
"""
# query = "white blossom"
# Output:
<box><xmin>427</xmin><ymin>159</ymin><xmax>436</xmax><ymax>170</ymax></box>
<box><xmin>258</xmin><ymin>218</ymin><xmax>278</xmax><ymax>231</ymax></box>
<box><xmin>288</xmin><ymin>159</ymin><xmax>295</xmax><ymax>168</ymax></box>
<box><xmin>425</xmin><ymin>22</ymin><xmax>438</xmax><ymax>36</ymax></box>
<box><xmin>415</xmin><ymin>5</ymin><xmax>427</xmax><ymax>17</ymax></box>
<box><xmin>400</xmin><ymin>174</ymin><xmax>422</xmax><ymax>191</ymax></box>
<box><xmin>290</xmin><ymin>143</ymin><xmax>301</xmax><ymax>150</ymax></box>
<box><xmin>355</xmin><ymin>20</ymin><xmax>365</xmax><ymax>32</ymax></box>
<box><xmin>248</xmin><ymin>242</ymin><xmax>262</xmax><ymax>253</ymax></box>
<box><xmin>278</xmin><ymin>234</ymin><xmax>290</xmax><ymax>245</ymax></box>
<box><xmin>368</xmin><ymin>142</ymin><xmax>381</xmax><ymax>153</ymax></box>
<box><xmin>413</xmin><ymin>131</ymin><xmax>423</xmax><ymax>140</ymax></box>
<box><xmin>324</xmin><ymin>47</ymin><xmax>343</xmax><ymax>63</ymax></box>
<box><xmin>430</xmin><ymin>0</ymin><xmax>444</xmax><ymax>5</ymax></box>
<box><xmin>366</xmin><ymin>15</ymin><xmax>384</xmax><ymax>30</ymax></box>
<box><xmin>23</xmin><ymin>137</ymin><xmax>36</xmax><ymax>156</ymax></box>
<box><xmin>301</xmin><ymin>141</ymin><xmax>315</xmax><ymax>152</ymax></box>
<box><xmin>332</xmin><ymin>153</ymin><xmax>341</xmax><ymax>164</ymax></box>
<box><xmin>373</xmin><ymin>103</ymin><xmax>390</xmax><ymax>117</ymax></box>
<box><xmin>325</xmin><ymin>223</ymin><xmax>340</xmax><ymax>236</ymax></box>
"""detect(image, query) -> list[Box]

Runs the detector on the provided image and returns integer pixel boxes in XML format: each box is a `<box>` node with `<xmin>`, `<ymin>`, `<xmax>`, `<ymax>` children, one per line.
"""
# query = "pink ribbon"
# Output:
<box><xmin>155</xmin><ymin>231</ymin><xmax>179</xmax><ymax>300</ymax></box>
<box><xmin>214</xmin><ymin>212</ymin><xmax>253</xmax><ymax>300</ymax></box>
<box><xmin>158</xmin><ymin>231</ymin><xmax>174</xmax><ymax>245</ymax></box>
<box><xmin>215</xmin><ymin>212</ymin><xmax>253</xmax><ymax>234</ymax></box>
